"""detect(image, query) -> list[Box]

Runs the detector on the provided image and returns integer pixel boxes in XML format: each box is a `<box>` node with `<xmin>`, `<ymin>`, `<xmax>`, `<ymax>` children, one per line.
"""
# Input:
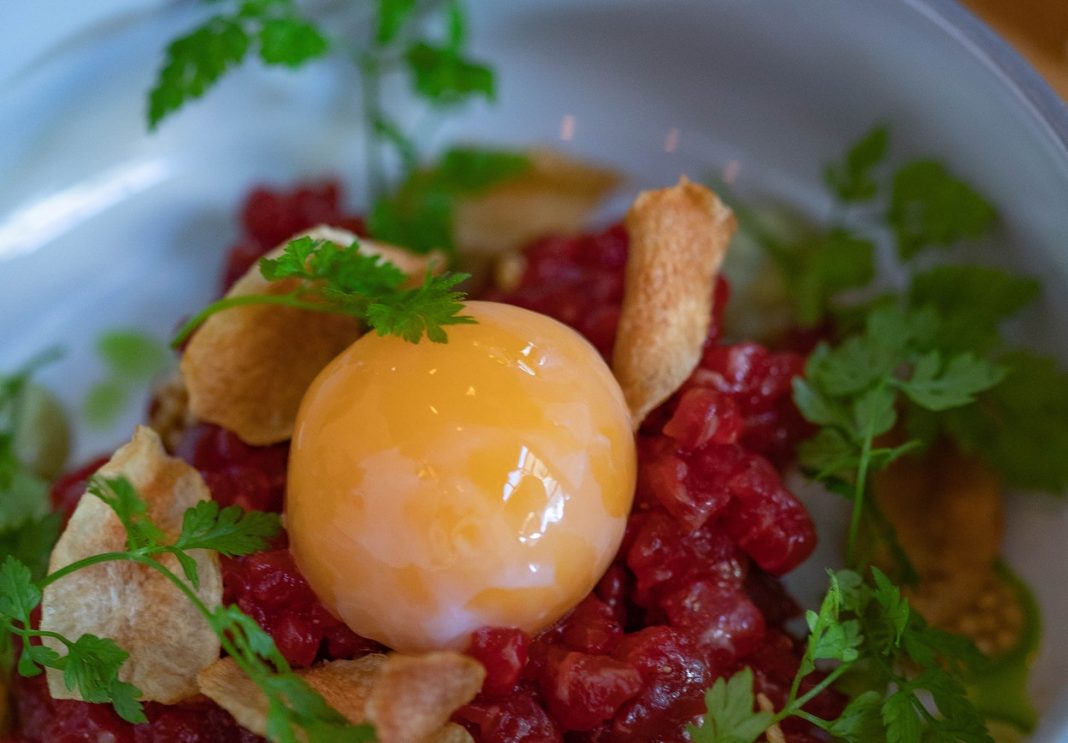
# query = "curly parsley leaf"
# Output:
<box><xmin>148</xmin><ymin>0</ymin><xmax>329</xmax><ymax>129</ymax></box>
<box><xmin>1</xmin><ymin>473</ymin><xmax>361</xmax><ymax>739</ymax></box>
<box><xmin>794</xmin><ymin>306</ymin><xmax>1005</xmax><ymax>557</ymax></box>
<box><xmin>148</xmin><ymin>15</ymin><xmax>251</xmax><ymax>128</ymax></box>
<box><xmin>908</xmin><ymin>265</ymin><xmax>1040</xmax><ymax>354</ymax></box>
<box><xmin>1</xmin><ymin>350</ymin><xmax>66</xmax><ymax>529</ymax></box>
<box><xmin>824</xmin><ymin>125</ymin><xmax>889</xmax><ymax>203</ymax></box>
<box><xmin>173</xmin><ymin>236</ymin><xmax>476</xmax><ymax>346</ymax></box>
<box><xmin>87</xmin><ymin>475</ymin><xmax>166</xmax><ymax>551</ymax></box>
<box><xmin>792</xmin><ymin>229</ymin><xmax>877</xmax><ymax>326</ymax></box>
<box><xmin>0</xmin><ymin>556</ymin><xmax>41</xmax><ymax>623</ymax></box>
<box><xmin>894</xmin><ymin>352</ymin><xmax>1005</xmax><ymax>411</ymax></box>
<box><xmin>939</xmin><ymin>351</ymin><xmax>1068</xmax><ymax>492</ymax></box>
<box><xmin>691</xmin><ymin>570</ymin><xmax>992</xmax><ymax>743</ymax></box>
<box><xmin>367</xmin><ymin>271</ymin><xmax>475</xmax><ymax>343</ymax></box>
<box><xmin>176</xmin><ymin>501</ymin><xmax>281</xmax><ymax>557</ymax></box>
<box><xmin>405</xmin><ymin>42</ymin><xmax>494</xmax><ymax>106</ymax></box>
<box><xmin>84</xmin><ymin>330</ymin><xmax>171</xmax><ymax>429</ymax></box>
<box><xmin>0</xmin><ymin>512</ymin><xmax>62</xmax><ymax>581</ymax></box>
<box><xmin>828</xmin><ymin>690</ymin><xmax>885</xmax><ymax>742</ymax></box>
<box><xmin>687</xmin><ymin>667</ymin><xmax>774</xmax><ymax>743</ymax></box>
<box><xmin>0</xmin><ymin>555</ymin><xmax>147</xmax><ymax>723</ymax></box>
<box><xmin>888</xmin><ymin>160</ymin><xmax>996</xmax><ymax>260</ymax></box>
<box><xmin>377</xmin><ymin>0</ymin><xmax>417</xmax><ymax>44</ymax></box>
<box><xmin>257</xmin><ymin>17</ymin><xmax>328</xmax><ymax>67</ymax></box>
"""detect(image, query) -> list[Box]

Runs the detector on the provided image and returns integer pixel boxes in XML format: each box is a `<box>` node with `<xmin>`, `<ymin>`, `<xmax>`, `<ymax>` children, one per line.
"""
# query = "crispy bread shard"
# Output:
<box><xmin>454</xmin><ymin>149</ymin><xmax>621</xmax><ymax>256</ymax></box>
<box><xmin>40</xmin><ymin>426</ymin><xmax>221</xmax><ymax>703</ymax></box>
<box><xmin>181</xmin><ymin>227</ymin><xmax>441</xmax><ymax>446</ymax></box>
<box><xmin>198</xmin><ymin>651</ymin><xmax>483</xmax><ymax>743</ymax></box>
<box><xmin>872</xmin><ymin>444</ymin><xmax>1004</xmax><ymax>629</ymax></box>
<box><xmin>612</xmin><ymin>178</ymin><xmax>736</xmax><ymax>427</ymax></box>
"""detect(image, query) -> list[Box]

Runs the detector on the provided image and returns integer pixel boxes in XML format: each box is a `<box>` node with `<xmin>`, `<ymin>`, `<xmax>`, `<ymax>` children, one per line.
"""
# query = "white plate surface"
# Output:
<box><xmin>2</xmin><ymin>1</ymin><xmax>1067</xmax><ymax>739</ymax></box>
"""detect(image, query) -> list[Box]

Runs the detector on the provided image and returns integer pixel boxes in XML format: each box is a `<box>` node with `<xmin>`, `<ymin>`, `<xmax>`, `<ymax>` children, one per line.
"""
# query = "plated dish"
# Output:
<box><xmin>2</xmin><ymin>1</ymin><xmax>1068</xmax><ymax>743</ymax></box>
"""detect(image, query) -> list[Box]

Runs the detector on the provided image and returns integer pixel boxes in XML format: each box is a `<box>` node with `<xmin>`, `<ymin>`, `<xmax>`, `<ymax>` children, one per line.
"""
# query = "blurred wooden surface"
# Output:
<box><xmin>964</xmin><ymin>0</ymin><xmax>1068</xmax><ymax>98</ymax></box>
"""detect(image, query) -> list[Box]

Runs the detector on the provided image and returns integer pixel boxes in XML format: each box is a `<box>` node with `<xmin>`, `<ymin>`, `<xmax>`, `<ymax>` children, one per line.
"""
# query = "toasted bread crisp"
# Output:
<box><xmin>612</xmin><ymin>178</ymin><xmax>736</xmax><ymax>427</ymax></box>
<box><xmin>454</xmin><ymin>149</ymin><xmax>621</xmax><ymax>256</ymax></box>
<box><xmin>872</xmin><ymin>444</ymin><xmax>1004</xmax><ymax>631</ymax></box>
<box><xmin>181</xmin><ymin>227</ymin><xmax>441</xmax><ymax>446</ymax></box>
<box><xmin>198</xmin><ymin>651</ymin><xmax>483</xmax><ymax>743</ymax></box>
<box><xmin>40</xmin><ymin>426</ymin><xmax>221</xmax><ymax>703</ymax></box>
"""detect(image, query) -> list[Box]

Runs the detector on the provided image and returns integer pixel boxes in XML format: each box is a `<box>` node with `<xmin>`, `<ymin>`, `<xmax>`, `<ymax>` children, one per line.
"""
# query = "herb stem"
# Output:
<box><xmin>40</xmin><ymin>551</ymin><xmax>134</xmax><ymax>588</ymax></box>
<box><xmin>171</xmin><ymin>292</ymin><xmax>337</xmax><ymax>348</ymax></box>
<box><xmin>786</xmin><ymin>662</ymin><xmax>851</xmax><ymax>714</ymax></box>
<box><xmin>847</xmin><ymin>381</ymin><xmax>885</xmax><ymax>564</ymax></box>
<box><xmin>359</xmin><ymin>51</ymin><xmax>386</xmax><ymax>200</ymax></box>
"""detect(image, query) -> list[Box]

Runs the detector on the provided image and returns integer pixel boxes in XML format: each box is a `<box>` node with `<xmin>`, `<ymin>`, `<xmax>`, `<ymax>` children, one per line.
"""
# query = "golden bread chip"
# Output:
<box><xmin>198</xmin><ymin>651</ymin><xmax>481</xmax><ymax>743</ymax></box>
<box><xmin>366</xmin><ymin>651</ymin><xmax>484</xmax><ymax>743</ymax></box>
<box><xmin>612</xmin><ymin>177</ymin><xmax>736</xmax><ymax>427</ymax></box>
<box><xmin>197</xmin><ymin>655</ymin><xmax>385</xmax><ymax>736</ymax></box>
<box><xmin>181</xmin><ymin>227</ymin><xmax>441</xmax><ymax>446</ymax></box>
<box><xmin>454</xmin><ymin>149</ymin><xmax>621</xmax><ymax>256</ymax></box>
<box><xmin>872</xmin><ymin>443</ymin><xmax>1003</xmax><ymax>627</ymax></box>
<box><xmin>41</xmin><ymin>426</ymin><xmax>221</xmax><ymax>703</ymax></box>
<box><xmin>147</xmin><ymin>370</ymin><xmax>195</xmax><ymax>452</ymax></box>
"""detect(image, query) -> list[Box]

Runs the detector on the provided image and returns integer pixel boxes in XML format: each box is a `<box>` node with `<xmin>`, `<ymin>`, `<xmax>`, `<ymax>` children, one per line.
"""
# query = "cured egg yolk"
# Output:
<box><xmin>287</xmin><ymin>301</ymin><xmax>636</xmax><ymax>652</ymax></box>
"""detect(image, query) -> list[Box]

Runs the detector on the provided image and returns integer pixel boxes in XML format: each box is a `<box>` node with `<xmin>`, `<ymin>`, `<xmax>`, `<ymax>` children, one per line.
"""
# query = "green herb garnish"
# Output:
<box><xmin>149</xmin><ymin>1</ymin><xmax>527</xmax><ymax>257</ymax></box>
<box><xmin>0</xmin><ymin>350</ymin><xmax>67</xmax><ymax>576</ymax></box>
<box><xmin>369</xmin><ymin>146</ymin><xmax>531</xmax><ymax>255</ymax></box>
<box><xmin>84</xmin><ymin>330</ymin><xmax>171</xmax><ymax>429</ymax></box>
<box><xmin>148</xmin><ymin>0</ymin><xmax>329</xmax><ymax>129</ymax></box>
<box><xmin>172</xmin><ymin>236</ymin><xmax>475</xmax><ymax>347</ymax></box>
<box><xmin>0</xmin><ymin>474</ymin><xmax>369</xmax><ymax>741</ymax></box>
<box><xmin>793</xmin><ymin>305</ymin><xmax>1005</xmax><ymax>559</ymax></box>
<box><xmin>689</xmin><ymin>568</ymin><xmax>992</xmax><ymax>743</ymax></box>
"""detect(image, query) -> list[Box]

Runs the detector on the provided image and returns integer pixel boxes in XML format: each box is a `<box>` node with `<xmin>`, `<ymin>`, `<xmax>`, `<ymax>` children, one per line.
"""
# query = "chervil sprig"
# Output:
<box><xmin>148</xmin><ymin>0</ymin><xmax>329</xmax><ymax>129</ymax></box>
<box><xmin>171</xmin><ymin>236</ymin><xmax>475</xmax><ymax>347</ymax></box>
<box><xmin>0</xmin><ymin>474</ymin><xmax>370</xmax><ymax>741</ymax></box>
<box><xmin>689</xmin><ymin>569</ymin><xmax>993</xmax><ymax>743</ymax></box>
<box><xmin>793</xmin><ymin>305</ymin><xmax>1005</xmax><ymax>560</ymax></box>
<box><xmin>149</xmin><ymin>0</ymin><xmax>499</xmax><ymax>203</ymax></box>
<box><xmin>0</xmin><ymin>349</ymin><xmax>66</xmax><ymax>576</ymax></box>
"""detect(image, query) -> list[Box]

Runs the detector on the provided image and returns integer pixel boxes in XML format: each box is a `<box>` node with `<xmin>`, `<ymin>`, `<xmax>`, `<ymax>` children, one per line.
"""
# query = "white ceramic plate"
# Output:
<box><xmin>2</xmin><ymin>1</ymin><xmax>1067</xmax><ymax>739</ymax></box>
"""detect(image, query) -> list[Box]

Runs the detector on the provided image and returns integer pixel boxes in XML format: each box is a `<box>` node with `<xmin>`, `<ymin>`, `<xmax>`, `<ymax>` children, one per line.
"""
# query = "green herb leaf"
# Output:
<box><xmin>687</xmin><ymin>667</ymin><xmax>774</xmax><ymax>743</ymax></box>
<box><xmin>87</xmin><ymin>475</ymin><xmax>166</xmax><ymax>551</ymax></box>
<box><xmin>888</xmin><ymin>160</ymin><xmax>996</xmax><ymax>260</ymax></box>
<box><xmin>258</xmin><ymin>17</ymin><xmax>329</xmax><ymax>67</ymax></box>
<box><xmin>828</xmin><ymin>690</ymin><xmax>885</xmax><ymax>742</ymax></box>
<box><xmin>908</xmin><ymin>265</ymin><xmax>1039</xmax><ymax>354</ymax></box>
<box><xmin>793</xmin><ymin>229</ymin><xmax>876</xmax><ymax>326</ymax></box>
<box><xmin>405</xmin><ymin>42</ymin><xmax>495</xmax><ymax>107</ymax></box>
<box><xmin>369</xmin><ymin>146</ymin><xmax>531</xmax><ymax>255</ymax></box>
<box><xmin>824</xmin><ymin>125</ymin><xmax>889</xmax><ymax>203</ymax></box>
<box><xmin>0</xmin><ymin>555</ymin><xmax>41</xmax><ymax>623</ymax></box>
<box><xmin>366</xmin><ymin>271</ymin><xmax>475</xmax><ymax>343</ymax></box>
<box><xmin>96</xmin><ymin>330</ymin><xmax>171</xmax><ymax>380</ymax></box>
<box><xmin>377</xmin><ymin>0</ymin><xmax>417</xmax><ymax>44</ymax></box>
<box><xmin>175</xmin><ymin>237</ymin><xmax>476</xmax><ymax>346</ymax></box>
<box><xmin>895</xmin><ymin>352</ymin><xmax>1005</xmax><ymax>411</ymax></box>
<box><xmin>939</xmin><ymin>351</ymin><xmax>1068</xmax><ymax>492</ymax></box>
<box><xmin>176</xmin><ymin>501</ymin><xmax>282</xmax><ymax>557</ymax></box>
<box><xmin>798</xmin><ymin>428</ymin><xmax>859</xmax><ymax>480</ymax></box>
<box><xmin>83</xmin><ymin>380</ymin><xmax>129</xmax><ymax>429</ymax></box>
<box><xmin>59</xmin><ymin>634</ymin><xmax>146</xmax><ymax>721</ymax></box>
<box><xmin>882</xmin><ymin>687</ymin><xmax>922</xmax><ymax>743</ymax></box>
<box><xmin>0</xmin><ymin>513</ymin><xmax>62</xmax><ymax>580</ymax></box>
<box><xmin>148</xmin><ymin>1</ymin><xmax>330</xmax><ymax>129</ymax></box>
<box><xmin>148</xmin><ymin>16</ymin><xmax>251</xmax><ymax>129</ymax></box>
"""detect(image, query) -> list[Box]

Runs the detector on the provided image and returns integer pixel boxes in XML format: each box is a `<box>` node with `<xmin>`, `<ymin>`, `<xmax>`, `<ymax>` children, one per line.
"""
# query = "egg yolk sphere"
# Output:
<box><xmin>287</xmin><ymin>301</ymin><xmax>636</xmax><ymax>652</ymax></box>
